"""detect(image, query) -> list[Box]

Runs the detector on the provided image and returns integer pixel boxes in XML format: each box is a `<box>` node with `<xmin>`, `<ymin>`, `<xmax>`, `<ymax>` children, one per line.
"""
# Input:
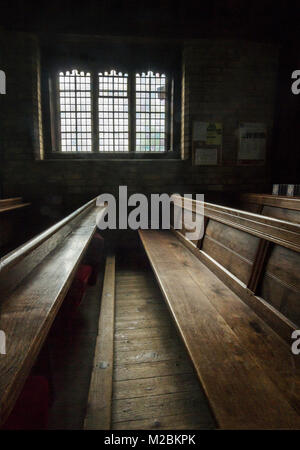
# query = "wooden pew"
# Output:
<box><xmin>0</xmin><ymin>197</ymin><xmax>103</xmax><ymax>426</ymax></box>
<box><xmin>139</xmin><ymin>196</ymin><xmax>300</xmax><ymax>429</ymax></box>
<box><xmin>240</xmin><ymin>193</ymin><xmax>300</xmax><ymax>224</ymax></box>
<box><xmin>0</xmin><ymin>197</ymin><xmax>30</xmax><ymax>214</ymax></box>
<box><xmin>0</xmin><ymin>197</ymin><xmax>31</xmax><ymax>254</ymax></box>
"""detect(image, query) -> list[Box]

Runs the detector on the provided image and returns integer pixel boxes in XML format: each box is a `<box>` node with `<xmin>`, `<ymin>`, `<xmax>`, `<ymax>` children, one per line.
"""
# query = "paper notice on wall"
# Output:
<box><xmin>195</xmin><ymin>148</ymin><xmax>218</xmax><ymax>166</ymax></box>
<box><xmin>193</xmin><ymin>122</ymin><xmax>222</xmax><ymax>146</ymax></box>
<box><xmin>193</xmin><ymin>122</ymin><xmax>208</xmax><ymax>141</ymax></box>
<box><xmin>238</xmin><ymin>123</ymin><xmax>267</xmax><ymax>161</ymax></box>
<box><xmin>287</xmin><ymin>185</ymin><xmax>295</xmax><ymax>196</ymax></box>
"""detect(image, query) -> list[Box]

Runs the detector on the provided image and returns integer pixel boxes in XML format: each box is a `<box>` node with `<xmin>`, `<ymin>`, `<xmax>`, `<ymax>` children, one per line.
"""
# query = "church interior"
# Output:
<box><xmin>0</xmin><ymin>0</ymin><xmax>300</xmax><ymax>431</ymax></box>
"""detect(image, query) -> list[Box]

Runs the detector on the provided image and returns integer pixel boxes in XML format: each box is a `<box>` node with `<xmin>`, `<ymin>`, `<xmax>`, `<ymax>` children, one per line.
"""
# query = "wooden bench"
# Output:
<box><xmin>139</xmin><ymin>195</ymin><xmax>300</xmax><ymax>429</ymax></box>
<box><xmin>240</xmin><ymin>193</ymin><xmax>300</xmax><ymax>224</ymax></box>
<box><xmin>0</xmin><ymin>197</ymin><xmax>31</xmax><ymax>254</ymax></box>
<box><xmin>0</xmin><ymin>197</ymin><xmax>30</xmax><ymax>214</ymax></box>
<box><xmin>0</xmin><ymin>197</ymin><xmax>103</xmax><ymax>426</ymax></box>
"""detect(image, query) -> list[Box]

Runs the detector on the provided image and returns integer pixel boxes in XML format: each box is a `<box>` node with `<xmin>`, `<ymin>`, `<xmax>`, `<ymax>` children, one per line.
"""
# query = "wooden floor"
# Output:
<box><xmin>111</xmin><ymin>266</ymin><xmax>215</xmax><ymax>430</ymax></box>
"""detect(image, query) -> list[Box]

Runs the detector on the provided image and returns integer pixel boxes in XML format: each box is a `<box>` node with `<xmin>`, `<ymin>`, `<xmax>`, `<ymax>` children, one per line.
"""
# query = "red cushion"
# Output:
<box><xmin>3</xmin><ymin>375</ymin><xmax>49</xmax><ymax>430</ymax></box>
<box><xmin>62</xmin><ymin>265</ymin><xmax>93</xmax><ymax>321</ymax></box>
<box><xmin>83</xmin><ymin>233</ymin><xmax>104</xmax><ymax>266</ymax></box>
<box><xmin>75</xmin><ymin>264</ymin><xmax>92</xmax><ymax>284</ymax></box>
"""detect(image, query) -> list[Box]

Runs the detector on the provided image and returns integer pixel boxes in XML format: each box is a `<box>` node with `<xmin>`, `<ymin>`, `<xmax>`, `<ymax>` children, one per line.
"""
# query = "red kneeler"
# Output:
<box><xmin>83</xmin><ymin>232</ymin><xmax>104</xmax><ymax>286</ymax></box>
<box><xmin>63</xmin><ymin>264</ymin><xmax>93</xmax><ymax>325</ymax></box>
<box><xmin>67</xmin><ymin>264</ymin><xmax>92</xmax><ymax>308</ymax></box>
<box><xmin>2</xmin><ymin>375</ymin><xmax>49</xmax><ymax>430</ymax></box>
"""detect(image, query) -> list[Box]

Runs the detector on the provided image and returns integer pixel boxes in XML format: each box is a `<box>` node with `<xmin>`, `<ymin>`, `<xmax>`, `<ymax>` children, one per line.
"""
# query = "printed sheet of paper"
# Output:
<box><xmin>193</xmin><ymin>122</ymin><xmax>208</xmax><ymax>141</ymax></box>
<box><xmin>193</xmin><ymin>122</ymin><xmax>222</xmax><ymax>145</ymax></box>
<box><xmin>238</xmin><ymin>123</ymin><xmax>266</xmax><ymax>161</ymax></box>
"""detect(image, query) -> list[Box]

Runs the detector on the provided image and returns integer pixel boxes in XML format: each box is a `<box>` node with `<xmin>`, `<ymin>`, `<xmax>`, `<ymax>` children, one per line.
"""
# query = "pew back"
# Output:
<box><xmin>171</xmin><ymin>195</ymin><xmax>300</xmax><ymax>339</ymax></box>
<box><xmin>240</xmin><ymin>193</ymin><xmax>300</xmax><ymax>224</ymax></box>
<box><xmin>0</xmin><ymin>197</ymin><xmax>31</xmax><ymax>254</ymax></box>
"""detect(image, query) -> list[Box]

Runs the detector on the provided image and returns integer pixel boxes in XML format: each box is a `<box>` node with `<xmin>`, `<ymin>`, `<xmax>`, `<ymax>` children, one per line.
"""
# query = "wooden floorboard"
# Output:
<box><xmin>113</xmin><ymin>373</ymin><xmax>200</xmax><ymax>399</ymax></box>
<box><xmin>112</xmin><ymin>391</ymin><xmax>211</xmax><ymax>423</ymax></box>
<box><xmin>115</xmin><ymin>327</ymin><xmax>176</xmax><ymax>341</ymax></box>
<box><xmin>115</xmin><ymin>317</ymin><xmax>173</xmax><ymax>331</ymax></box>
<box><xmin>112</xmin><ymin>412</ymin><xmax>214</xmax><ymax>430</ymax></box>
<box><xmin>84</xmin><ymin>253</ymin><xmax>116</xmax><ymax>430</ymax></box>
<box><xmin>111</xmin><ymin>267</ymin><xmax>215</xmax><ymax>430</ymax></box>
<box><xmin>113</xmin><ymin>359</ymin><xmax>194</xmax><ymax>382</ymax></box>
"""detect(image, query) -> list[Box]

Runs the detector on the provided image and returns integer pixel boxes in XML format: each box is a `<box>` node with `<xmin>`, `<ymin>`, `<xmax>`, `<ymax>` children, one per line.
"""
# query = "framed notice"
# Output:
<box><xmin>238</xmin><ymin>122</ymin><xmax>267</xmax><ymax>164</ymax></box>
<box><xmin>194</xmin><ymin>148</ymin><xmax>218</xmax><ymax>166</ymax></box>
<box><xmin>192</xmin><ymin>122</ymin><xmax>222</xmax><ymax>165</ymax></box>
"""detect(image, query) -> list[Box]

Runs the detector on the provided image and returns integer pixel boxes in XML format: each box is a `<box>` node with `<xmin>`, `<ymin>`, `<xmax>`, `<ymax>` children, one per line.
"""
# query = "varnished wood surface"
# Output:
<box><xmin>0</xmin><ymin>197</ymin><xmax>27</xmax><ymax>210</ymax></box>
<box><xmin>111</xmin><ymin>266</ymin><xmax>215</xmax><ymax>430</ymax></box>
<box><xmin>0</xmin><ymin>200</ymin><xmax>101</xmax><ymax>426</ymax></box>
<box><xmin>172</xmin><ymin>195</ymin><xmax>300</xmax><ymax>332</ymax></box>
<box><xmin>0</xmin><ymin>197</ymin><xmax>23</xmax><ymax>205</ymax></box>
<box><xmin>84</xmin><ymin>253</ymin><xmax>116</xmax><ymax>430</ymax></box>
<box><xmin>0</xmin><ymin>202</ymin><xmax>31</xmax><ymax>214</ymax></box>
<box><xmin>0</xmin><ymin>198</ymin><xmax>98</xmax><ymax>298</ymax></box>
<box><xmin>172</xmin><ymin>195</ymin><xmax>300</xmax><ymax>252</ymax></box>
<box><xmin>241</xmin><ymin>193</ymin><xmax>300</xmax><ymax>211</ymax></box>
<box><xmin>173</xmin><ymin>227</ymin><xmax>298</xmax><ymax>343</ymax></box>
<box><xmin>139</xmin><ymin>229</ymin><xmax>300</xmax><ymax>429</ymax></box>
<box><xmin>240</xmin><ymin>194</ymin><xmax>300</xmax><ymax>224</ymax></box>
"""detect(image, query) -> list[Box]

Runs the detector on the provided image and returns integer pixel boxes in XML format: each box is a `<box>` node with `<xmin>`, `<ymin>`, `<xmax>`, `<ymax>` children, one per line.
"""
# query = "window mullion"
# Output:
<box><xmin>129</xmin><ymin>72</ymin><xmax>136</xmax><ymax>152</ymax></box>
<box><xmin>166</xmin><ymin>75</ymin><xmax>172</xmax><ymax>152</ymax></box>
<box><xmin>92</xmin><ymin>70</ymin><xmax>99</xmax><ymax>153</ymax></box>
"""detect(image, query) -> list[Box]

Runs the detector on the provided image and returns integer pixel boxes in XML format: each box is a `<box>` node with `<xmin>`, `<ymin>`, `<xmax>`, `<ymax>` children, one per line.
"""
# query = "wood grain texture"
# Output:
<box><xmin>0</xmin><ymin>202</ymin><xmax>31</xmax><ymax>214</ymax></box>
<box><xmin>84</xmin><ymin>253</ymin><xmax>115</xmax><ymax>430</ymax></box>
<box><xmin>262</xmin><ymin>206</ymin><xmax>300</xmax><ymax>224</ymax></box>
<box><xmin>260</xmin><ymin>244</ymin><xmax>300</xmax><ymax>325</ymax></box>
<box><xmin>171</xmin><ymin>196</ymin><xmax>300</xmax><ymax>341</ymax></box>
<box><xmin>172</xmin><ymin>195</ymin><xmax>300</xmax><ymax>252</ymax></box>
<box><xmin>139</xmin><ymin>229</ymin><xmax>300</xmax><ymax>429</ymax></box>
<box><xmin>241</xmin><ymin>194</ymin><xmax>300</xmax><ymax>224</ymax></box>
<box><xmin>0</xmin><ymin>200</ymin><xmax>100</xmax><ymax>426</ymax></box>
<box><xmin>202</xmin><ymin>219</ymin><xmax>259</xmax><ymax>284</ymax></box>
<box><xmin>241</xmin><ymin>193</ymin><xmax>300</xmax><ymax>211</ymax></box>
<box><xmin>0</xmin><ymin>197</ymin><xmax>98</xmax><ymax>297</ymax></box>
<box><xmin>173</xmin><ymin>227</ymin><xmax>298</xmax><ymax>343</ymax></box>
<box><xmin>247</xmin><ymin>239</ymin><xmax>270</xmax><ymax>293</ymax></box>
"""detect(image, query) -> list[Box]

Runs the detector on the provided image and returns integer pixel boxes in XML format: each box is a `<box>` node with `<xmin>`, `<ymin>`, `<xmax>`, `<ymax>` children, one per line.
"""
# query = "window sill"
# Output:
<box><xmin>41</xmin><ymin>151</ymin><xmax>181</xmax><ymax>161</ymax></box>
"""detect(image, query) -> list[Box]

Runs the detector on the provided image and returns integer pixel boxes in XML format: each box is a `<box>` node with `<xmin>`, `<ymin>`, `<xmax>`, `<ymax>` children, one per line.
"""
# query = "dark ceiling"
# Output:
<box><xmin>0</xmin><ymin>0</ymin><xmax>299</xmax><ymax>43</ymax></box>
